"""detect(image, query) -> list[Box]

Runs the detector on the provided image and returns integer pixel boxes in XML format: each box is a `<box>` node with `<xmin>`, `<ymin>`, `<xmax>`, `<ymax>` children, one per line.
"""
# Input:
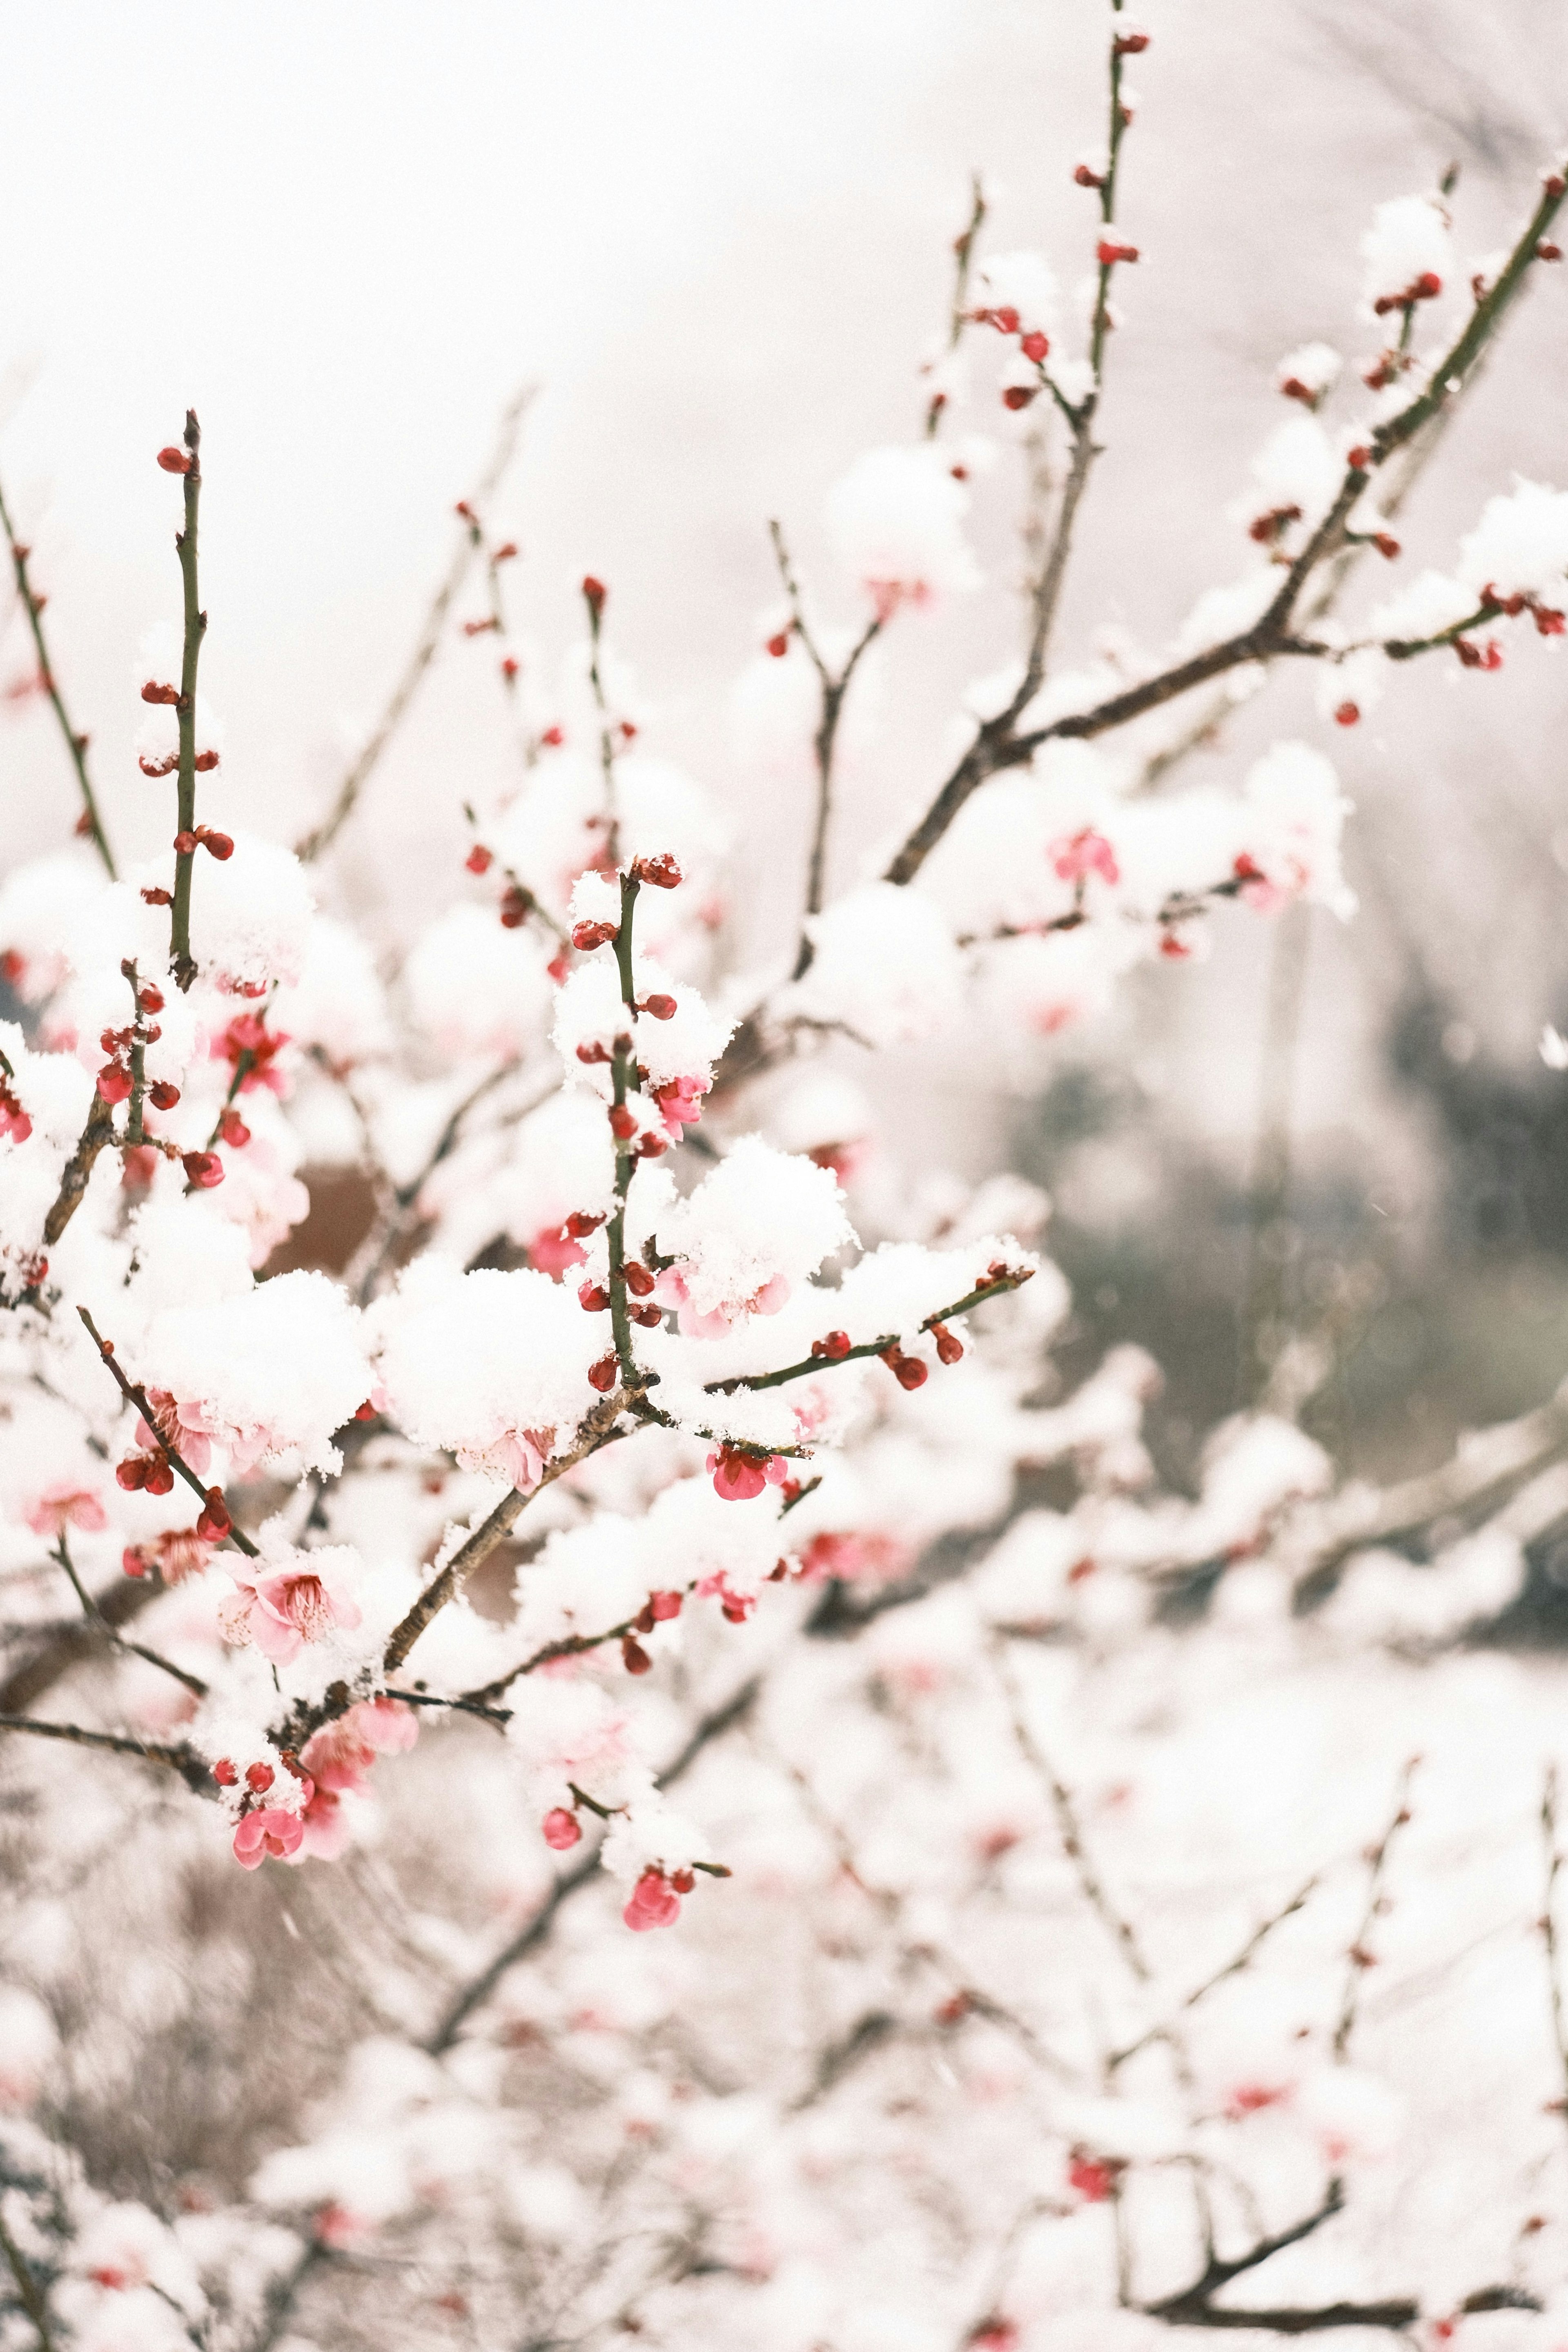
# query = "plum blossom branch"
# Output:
<box><xmin>295</xmin><ymin>382</ymin><xmax>536</xmax><ymax>862</ymax></box>
<box><xmin>924</xmin><ymin>172</ymin><xmax>986</xmax><ymax>440</ymax></box>
<box><xmin>0</xmin><ymin>471</ymin><xmax>115</xmax><ymax>877</ymax></box>
<box><xmin>50</xmin><ymin>1532</ymin><xmax>208</xmax><ymax>1700</ymax></box>
<box><xmin>75</xmin><ymin>1305</ymin><xmax>260</xmax><ymax>1558</ymax></box>
<box><xmin>767</xmin><ymin>520</ymin><xmax>882</xmax><ymax>975</ymax></box>
<box><xmin>167</xmin><ymin>410</ymin><xmax>206</xmax><ymax>993</ymax></box>
<box><xmin>1334</xmin><ymin>1758</ymin><xmax>1417</xmax><ymax>2060</ymax></box>
<box><xmin>703</xmin><ymin>1264</ymin><xmax>1032</xmax><ymax>1394</ymax></box>
<box><xmin>0</xmin><ymin>1709</ymin><xmax>201</xmax><ymax>1783</ymax></box>
<box><xmin>40</xmin><ymin>1089</ymin><xmax>116</xmax><ymax>1249</ymax></box>
<box><xmin>878</xmin><ymin>156</ymin><xmax>1568</xmax><ymax>892</ymax></box>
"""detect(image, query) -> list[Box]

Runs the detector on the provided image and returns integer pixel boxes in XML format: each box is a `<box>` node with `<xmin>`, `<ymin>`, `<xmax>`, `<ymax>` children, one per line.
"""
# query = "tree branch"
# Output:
<box><xmin>0</xmin><ymin>473</ymin><xmax>115</xmax><ymax>878</ymax></box>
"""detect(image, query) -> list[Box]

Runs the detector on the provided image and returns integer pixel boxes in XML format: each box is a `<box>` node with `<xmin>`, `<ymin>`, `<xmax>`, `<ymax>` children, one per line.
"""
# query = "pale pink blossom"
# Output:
<box><xmin>232</xmin><ymin>1807</ymin><xmax>305</xmax><ymax>1869</ymax></box>
<box><xmin>23</xmin><ymin>1481</ymin><xmax>108</xmax><ymax>1538</ymax></box>
<box><xmin>223</xmin><ymin>1550</ymin><xmax>363</xmax><ymax>1664</ymax></box>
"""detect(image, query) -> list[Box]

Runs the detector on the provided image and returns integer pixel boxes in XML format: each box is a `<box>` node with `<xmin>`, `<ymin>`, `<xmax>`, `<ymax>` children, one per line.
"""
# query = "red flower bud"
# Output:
<box><xmin>624</xmin><ymin>1262</ymin><xmax>656</xmax><ymax>1296</ymax></box>
<box><xmin>588</xmin><ymin>1352</ymin><xmax>619</xmax><ymax>1392</ymax></box>
<box><xmin>197</xmin><ymin>1488</ymin><xmax>232</xmax><ymax>1541</ymax></box>
<box><xmin>631</xmin><ymin>853</ymin><xmax>683</xmax><ymax>889</ymax></box>
<box><xmin>137</xmin><ymin>984</ymin><xmax>165</xmax><ymax>1013</ymax></box>
<box><xmin>141</xmin><ymin>886</ymin><xmax>174</xmax><ymax>907</ymax></box>
<box><xmin>212</xmin><ymin>1758</ymin><xmax>237</xmax><ymax>1785</ymax></box>
<box><xmin>641</xmin><ymin>993</ymin><xmax>677</xmax><ymax>1020</ymax></box>
<box><xmin>97</xmin><ymin>1063</ymin><xmax>131</xmax><ymax>1105</ymax></box>
<box><xmin>609</xmin><ymin>1105</ymin><xmax>638</xmax><ymax>1141</ymax></box>
<box><xmin>1020</xmin><ymin>329</ymin><xmax>1049</xmax><ymax>362</ymax></box>
<box><xmin>541</xmin><ymin>725</ymin><xmax>565</xmax><ymax>747</ymax></box>
<box><xmin>173</xmin><ymin>831</ymin><xmax>197</xmax><ymax>855</ymax></box>
<box><xmin>193</xmin><ymin>750</ymin><xmax>220</xmax><ymax>773</ymax></box>
<box><xmin>1114</xmin><ymin>27</ymin><xmax>1149</xmax><ymax>50</ymax></box>
<box><xmin>1097</xmin><ymin>238</ymin><xmax>1139</xmax><ymax>266</ymax></box>
<box><xmin>570</xmin><ymin>919</ymin><xmax>618</xmax><ymax>951</ymax></box>
<box><xmin>156</xmin><ymin>447</ymin><xmax>193</xmax><ymax>474</ymax></box>
<box><xmin>565</xmin><ymin>1210</ymin><xmax>606</xmax><ymax>1237</ymax></box>
<box><xmin>140</xmin><ymin>681</ymin><xmax>180</xmax><ymax>704</ymax></box>
<box><xmin>542</xmin><ymin>1807</ymin><xmax>581</xmax><ymax>1849</ymax></box>
<box><xmin>148</xmin><ymin>1080</ymin><xmax>181</xmax><ymax>1111</ymax></box>
<box><xmin>576</xmin><ymin>1041</ymin><xmax>610</xmax><ymax>1065</ymax></box>
<box><xmin>139</xmin><ymin>753</ymin><xmax>179</xmax><ymax>778</ymax></box>
<box><xmin>200</xmin><ymin>826</ymin><xmax>232</xmax><ymax>856</ymax></box>
<box><xmin>1371</xmin><ymin>533</ymin><xmax>1401</xmax><ymax>560</ymax></box>
<box><xmin>219</xmin><ymin>1108</ymin><xmax>251</xmax><ymax>1148</ymax></box>
<box><xmin>494</xmin><ymin>541</ymin><xmax>519</xmax><ymax>562</ymax></box>
<box><xmin>1347</xmin><ymin>445</ymin><xmax>1372</xmax><ymax>470</ymax></box>
<box><xmin>582</xmin><ymin>575</ymin><xmax>607</xmax><ymax>616</ymax></box>
<box><xmin>621</xmin><ymin>1634</ymin><xmax>653</xmax><ymax>1675</ymax></box>
<box><xmin>246</xmin><ymin>1762</ymin><xmax>274</xmax><ymax>1793</ymax></box>
<box><xmin>1537</xmin><ymin>241</ymin><xmax>1563</xmax><ymax>263</ymax></box>
<box><xmin>1334</xmin><ymin>701</ymin><xmax>1360</xmax><ymax>727</ymax></box>
<box><xmin>116</xmin><ymin>1455</ymin><xmax>149</xmax><ymax>1491</ymax></box>
<box><xmin>670</xmin><ymin>1867</ymin><xmax>695</xmax><ymax>1894</ymax></box>
<box><xmin>1002</xmin><ymin>384</ymin><xmax>1038</xmax><ymax>412</ymax></box>
<box><xmin>930</xmin><ymin>1321</ymin><xmax>964</xmax><ymax>1366</ymax></box>
<box><xmin>629</xmin><ymin>1301</ymin><xmax>663</xmax><ymax>1327</ymax></box>
<box><xmin>501</xmin><ymin>655</ymin><xmax>519</xmax><ymax>679</ymax></box>
<box><xmin>182</xmin><ymin>1150</ymin><xmax>225</xmax><ymax>1188</ymax></box>
<box><xmin>578</xmin><ymin>1283</ymin><xmax>610</xmax><ymax>1312</ymax></box>
<box><xmin>144</xmin><ymin>1454</ymin><xmax>174</xmax><ymax>1496</ymax></box>
<box><xmin>466</xmin><ymin>844</ymin><xmax>494</xmax><ymax>875</ymax></box>
<box><xmin>1074</xmin><ymin>163</ymin><xmax>1105</xmax><ymax>188</ymax></box>
<box><xmin>650</xmin><ymin>1589</ymin><xmax>683</xmax><ymax>1621</ymax></box>
<box><xmin>766</xmin><ymin>631</ymin><xmax>790</xmax><ymax>657</ymax></box>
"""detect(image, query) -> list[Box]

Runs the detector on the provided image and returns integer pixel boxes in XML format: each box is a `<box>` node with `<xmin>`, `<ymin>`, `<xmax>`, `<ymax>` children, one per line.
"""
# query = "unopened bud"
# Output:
<box><xmin>156</xmin><ymin>447</ymin><xmax>193</xmax><ymax>474</ymax></box>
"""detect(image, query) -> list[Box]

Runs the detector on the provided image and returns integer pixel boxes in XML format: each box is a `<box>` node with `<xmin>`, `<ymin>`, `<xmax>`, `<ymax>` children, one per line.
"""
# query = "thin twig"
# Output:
<box><xmin>51</xmin><ymin>1532</ymin><xmax>207</xmax><ymax>1700</ymax></box>
<box><xmin>168</xmin><ymin>410</ymin><xmax>205</xmax><ymax>993</ymax></box>
<box><xmin>0</xmin><ymin>472</ymin><xmax>115</xmax><ymax>877</ymax></box>
<box><xmin>75</xmin><ymin>1305</ymin><xmax>259</xmax><ymax>1559</ymax></box>
<box><xmin>1109</xmin><ymin>1874</ymin><xmax>1320</xmax><ymax>2071</ymax></box>
<box><xmin>1334</xmin><ymin>1758</ymin><xmax>1417</xmax><ymax>2061</ymax></box>
<box><xmin>295</xmin><ymin>383</ymin><xmax>537</xmax><ymax>862</ymax></box>
<box><xmin>0</xmin><ymin>1710</ymin><xmax>201</xmax><ymax>1781</ymax></box>
<box><xmin>1539</xmin><ymin>1766</ymin><xmax>1568</xmax><ymax>2135</ymax></box>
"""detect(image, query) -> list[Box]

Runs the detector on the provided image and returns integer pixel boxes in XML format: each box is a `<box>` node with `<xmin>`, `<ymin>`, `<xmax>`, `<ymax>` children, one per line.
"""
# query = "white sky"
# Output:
<box><xmin>2</xmin><ymin>0</ymin><xmax>1566</xmax><ymax>1166</ymax></box>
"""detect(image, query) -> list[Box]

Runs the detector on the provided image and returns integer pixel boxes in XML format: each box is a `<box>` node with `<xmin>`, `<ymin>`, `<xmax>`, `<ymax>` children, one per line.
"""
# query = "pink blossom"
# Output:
<box><xmin>707</xmin><ymin>1444</ymin><xmax>790</xmax><ymax>1503</ymax></box>
<box><xmin>223</xmin><ymin>1557</ymin><xmax>362</xmax><ymax>1664</ymax></box>
<box><xmin>655</xmin><ymin>1267</ymin><xmax>791</xmax><ymax>1340</ymax></box>
<box><xmin>22</xmin><ymin>1481</ymin><xmax>108</xmax><ymax>1539</ymax></box>
<box><xmin>528</xmin><ymin>1225</ymin><xmax>587</xmax><ymax>1278</ymax></box>
<box><xmin>1050</xmin><ymin>827</ymin><xmax>1120</xmax><ymax>886</ymax></box>
<box><xmin>653</xmin><ymin>1074</ymin><xmax>709</xmax><ymax>1137</ymax></box>
<box><xmin>542</xmin><ymin>1807</ymin><xmax>582</xmax><ymax>1850</ymax></box>
<box><xmin>296</xmin><ymin>1782</ymin><xmax>352</xmax><ymax>1860</ymax></box>
<box><xmin>489</xmin><ymin>1425</ymin><xmax>555</xmax><ymax>1492</ymax></box>
<box><xmin>623</xmin><ymin>1868</ymin><xmax>682</xmax><ymax>1931</ymax></box>
<box><xmin>134</xmin><ymin>1388</ymin><xmax>216</xmax><ymax>1479</ymax></box>
<box><xmin>232</xmin><ymin>1807</ymin><xmax>305</xmax><ymax>1869</ymax></box>
<box><xmin>354</xmin><ymin>1695</ymin><xmax>420</xmax><ymax>1754</ymax></box>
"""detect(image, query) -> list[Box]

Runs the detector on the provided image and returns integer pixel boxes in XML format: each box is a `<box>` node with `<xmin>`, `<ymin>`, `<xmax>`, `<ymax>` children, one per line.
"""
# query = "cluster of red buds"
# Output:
<box><xmin>1454</xmin><ymin>635</ymin><xmax>1504</xmax><ymax>671</ymax></box>
<box><xmin>1479</xmin><ymin>582</ymin><xmax>1565</xmax><ymax>635</ymax></box>
<box><xmin>878</xmin><ymin>1343</ymin><xmax>929</xmax><ymax>1390</ymax></box>
<box><xmin>1371</xmin><ymin>270</ymin><xmax>1442</xmax><ymax>318</ymax></box>
<box><xmin>173</xmin><ymin>824</ymin><xmax>232</xmax><ymax>858</ymax></box>
<box><xmin>219</xmin><ymin>1011</ymin><xmax>285</xmax><ymax>1094</ymax></box>
<box><xmin>630</xmin><ymin>852</ymin><xmax>682</xmax><ymax>889</ymax></box>
<box><xmin>116</xmin><ymin>1448</ymin><xmax>174</xmax><ymax>1497</ymax></box>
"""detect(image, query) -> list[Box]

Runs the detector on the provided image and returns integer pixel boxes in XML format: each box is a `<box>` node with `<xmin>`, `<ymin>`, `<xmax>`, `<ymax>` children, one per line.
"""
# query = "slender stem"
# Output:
<box><xmin>1109</xmin><ymin>1874</ymin><xmax>1321</xmax><ymax>2072</ymax></box>
<box><xmin>0</xmin><ymin>472</ymin><xmax>116</xmax><ymax>877</ymax></box>
<box><xmin>1334</xmin><ymin>1758</ymin><xmax>1417</xmax><ymax>2061</ymax></box>
<box><xmin>0</xmin><ymin>1711</ymin><xmax>199</xmax><ymax>1778</ymax></box>
<box><xmin>75</xmin><ymin>1306</ymin><xmax>259</xmax><ymax>1558</ymax></box>
<box><xmin>585</xmin><ymin>583</ymin><xmax>621</xmax><ymax>864</ymax></box>
<box><xmin>295</xmin><ymin>383</ymin><xmax>536</xmax><ymax>862</ymax></box>
<box><xmin>607</xmin><ymin>871</ymin><xmax>644</xmax><ymax>1390</ymax></box>
<box><xmin>924</xmin><ymin>174</ymin><xmax>985</xmax><ymax>439</ymax></box>
<box><xmin>51</xmin><ymin>1533</ymin><xmax>207</xmax><ymax>1700</ymax></box>
<box><xmin>40</xmin><ymin>1091</ymin><xmax>116</xmax><ymax>1248</ymax></box>
<box><xmin>168</xmin><ymin>410</ymin><xmax>205</xmax><ymax>992</ymax></box>
<box><xmin>1540</xmin><ymin>1766</ymin><xmax>1568</xmax><ymax>2136</ymax></box>
<box><xmin>703</xmin><ymin>1267</ymin><xmax>1031</xmax><ymax>1394</ymax></box>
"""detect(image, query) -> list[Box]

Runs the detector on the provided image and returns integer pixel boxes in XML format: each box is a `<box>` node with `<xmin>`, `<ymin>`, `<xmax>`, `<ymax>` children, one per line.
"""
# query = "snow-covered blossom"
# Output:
<box><xmin>1359</xmin><ymin>191</ymin><xmax>1452</xmax><ymax>313</ymax></box>
<box><xmin>1456</xmin><ymin>478</ymin><xmax>1568</xmax><ymax>605</ymax></box>
<box><xmin>792</xmin><ymin>882</ymin><xmax>964</xmax><ymax>1046</ymax></box>
<box><xmin>826</xmin><ymin>447</ymin><xmax>981</xmax><ymax>619</ymax></box>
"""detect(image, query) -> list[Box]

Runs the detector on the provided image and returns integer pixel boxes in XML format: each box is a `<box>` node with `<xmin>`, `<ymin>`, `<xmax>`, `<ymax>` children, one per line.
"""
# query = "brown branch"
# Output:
<box><xmin>422</xmin><ymin>1671</ymin><xmax>760</xmax><ymax>2053</ymax></box>
<box><xmin>41</xmin><ymin>1090</ymin><xmax>117</xmax><ymax>1247</ymax></box>
<box><xmin>1540</xmin><ymin>1765</ymin><xmax>1568</xmax><ymax>2136</ymax></box>
<box><xmin>924</xmin><ymin>173</ymin><xmax>985</xmax><ymax>439</ymax></box>
<box><xmin>50</xmin><ymin>1534</ymin><xmax>207</xmax><ymax>1701</ymax></box>
<box><xmin>75</xmin><ymin>1306</ymin><xmax>259</xmax><ymax>1559</ymax></box>
<box><xmin>0</xmin><ymin>1575</ymin><xmax>158</xmax><ymax>1715</ymax></box>
<box><xmin>704</xmin><ymin>1267</ymin><xmax>1032</xmax><ymax>1394</ymax></box>
<box><xmin>378</xmin><ymin>1390</ymin><xmax>632</xmax><ymax>1677</ymax></box>
<box><xmin>1334</xmin><ymin>1758</ymin><xmax>1417</xmax><ymax>2060</ymax></box>
<box><xmin>0</xmin><ymin>473</ymin><xmax>115</xmax><ymax>878</ymax></box>
<box><xmin>0</xmin><ymin>1709</ymin><xmax>203</xmax><ymax>1786</ymax></box>
<box><xmin>167</xmin><ymin>409</ymin><xmax>205</xmax><ymax>992</ymax></box>
<box><xmin>1109</xmin><ymin>1874</ymin><xmax>1320</xmax><ymax>2071</ymax></box>
<box><xmin>295</xmin><ymin>383</ymin><xmax>536</xmax><ymax>863</ymax></box>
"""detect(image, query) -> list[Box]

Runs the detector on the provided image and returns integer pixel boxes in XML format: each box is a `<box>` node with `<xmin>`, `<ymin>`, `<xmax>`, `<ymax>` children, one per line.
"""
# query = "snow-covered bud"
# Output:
<box><xmin>631</xmin><ymin>852</ymin><xmax>683</xmax><ymax>889</ymax></box>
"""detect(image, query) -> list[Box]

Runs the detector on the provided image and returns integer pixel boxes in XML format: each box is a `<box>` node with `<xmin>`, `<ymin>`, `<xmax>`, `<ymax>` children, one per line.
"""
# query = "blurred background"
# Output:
<box><xmin>3</xmin><ymin>0</ymin><xmax>1568</xmax><ymax>1495</ymax></box>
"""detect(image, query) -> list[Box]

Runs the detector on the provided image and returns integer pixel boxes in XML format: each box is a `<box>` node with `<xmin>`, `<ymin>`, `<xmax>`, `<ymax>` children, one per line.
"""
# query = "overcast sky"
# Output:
<box><xmin>3</xmin><ymin>0</ymin><xmax>1566</xmax><ymax>1165</ymax></box>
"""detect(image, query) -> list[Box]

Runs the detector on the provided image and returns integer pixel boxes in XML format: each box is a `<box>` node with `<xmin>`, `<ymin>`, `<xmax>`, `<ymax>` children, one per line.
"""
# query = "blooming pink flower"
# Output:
<box><xmin>232</xmin><ymin>1807</ymin><xmax>305</xmax><ymax>1869</ymax></box>
<box><xmin>528</xmin><ymin>1225</ymin><xmax>587</xmax><ymax>1278</ymax></box>
<box><xmin>706</xmin><ymin>1444</ymin><xmax>788</xmax><ymax>1503</ymax></box>
<box><xmin>134</xmin><ymin>1388</ymin><xmax>216</xmax><ymax>1479</ymax></box>
<box><xmin>655</xmin><ymin>1268</ymin><xmax>791</xmax><ymax>1341</ymax></box>
<box><xmin>223</xmin><ymin>1557</ymin><xmax>362</xmax><ymax>1664</ymax></box>
<box><xmin>23</xmin><ymin>1482</ymin><xmax>108</xmax><ymax>1539</ymax></box>
<box><xmin>296</xmin><ymin>1781</ymin><xmax>352</xmax><ymax>1860</ymax></box>
<box><xmin>1050</xmin><ymin>827</ymin><xmax>1120</xmax><ymax>886</ymax></box>
<box><xmin>623</xmin><ymin>1868</ymin><xmax>682</xmax><ymax>1931</ymax></box>
<box><xmin>653</xmin><ymin>1074</ymin><xmax>709</xmax><ymax>1138</ymax></box>
<box><xmin>488</xmin><ymin>1425</ymin><xmax>555</xmax><ymax>1492</ymax></box>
